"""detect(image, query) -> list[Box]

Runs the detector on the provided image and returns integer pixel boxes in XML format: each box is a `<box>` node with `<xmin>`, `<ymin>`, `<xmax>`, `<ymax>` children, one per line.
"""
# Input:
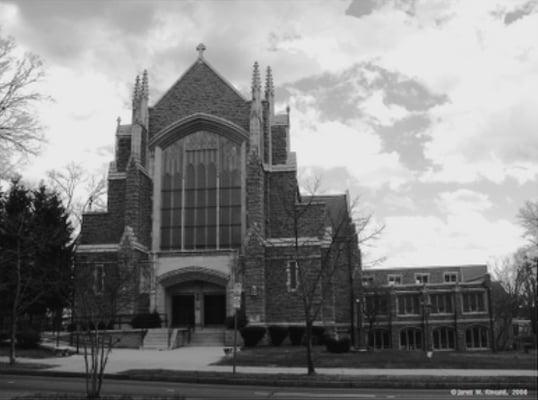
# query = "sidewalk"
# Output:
<box><xmin>1</xmin><ymin>346</ymin><xmax>536</xmax><ymax>377</ymax></box>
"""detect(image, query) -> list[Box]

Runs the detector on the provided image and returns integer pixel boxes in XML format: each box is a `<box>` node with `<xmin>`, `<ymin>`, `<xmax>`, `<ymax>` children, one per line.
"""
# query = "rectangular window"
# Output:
<box><xmin>387</xmin><ymin>274</ymin><xmax>402</xmax><ymax>286</ymax></box>
<box><xmin>362</xmin><ymin>276</ymin><xmax>374</xmax><ymax>286</ymax></box>
<box><xmin>366</xmin><ymin>295</ymin><xmax>388</xmax><ymax>315</ymax></box>
<box><xmin>444</xmin><ymin>272</ymin><xmax>458</xmax><ymax>283</ymax></box>
<box><xmin>94</xmin><ymin>264</ymin><xmax>105</xmax><ymax>294</ymax></box>
<box><xmin>462</xmin><ymin>292</ymin><xmax>486</xmax><ymax>312</ymax></box>
<box><xmin>430</xmin><ymin>293</ymin><xmax>453</xmax><ymax>314</ymax></box>
<box><xmin>287</xmin><ymin>261</ymin><xmax>298</xmax><ymax>291</ymax></box>
<box><xmin>415</xmin><ymin>273</ymin><xmax>429</xmax><ymax>285</ymax></box>
<box><xmin>397</xmin><ymin>294</ymin><xmax>421</xmax><ymax>315</ymax></box>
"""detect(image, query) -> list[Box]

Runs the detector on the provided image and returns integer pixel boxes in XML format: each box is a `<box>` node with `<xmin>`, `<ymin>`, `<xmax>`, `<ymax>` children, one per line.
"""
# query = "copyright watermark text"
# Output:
<box><xmin>450</xmin><ymin>389</ymin><xmax>529</xmax><ymax>396</ymax></box>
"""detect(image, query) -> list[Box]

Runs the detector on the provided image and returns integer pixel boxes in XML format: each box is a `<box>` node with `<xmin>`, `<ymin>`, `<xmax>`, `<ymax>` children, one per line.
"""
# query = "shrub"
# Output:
<box><xmin>268</xmin><ymin>326</ymin><xmax>288</xmax><ymax>346</ymax></box>
<box><xmin>131</xmin><ymin>311</ymin><xmax>162</xmax><ymax>329</ymax></box>
<box><xmin>325</xmin><ymin>336</ymin><xmax>351</xmax><ymax>353</ymax></box>
<box><xmin>311</xmin><ymin>326</ymin><xmax>326</xmax><ymax>345</ymax></box>
<box><xmin>66</xmin><ymin>322</ymin><xmax>77</xmax><ymax>332</ymax></box>
<box><xmin>239</xmin><ymin>326</ymin><xmax>266</xmax><ymax>347</ymax></box>
<box><xmin>77</xmin><ymin>320</ymin><xmax>114</xmax><ymax>331</ymax></box>
<box><xmin>16</xmin><ymin>329</ymin><xmax>41</xmax><ymax>349</ymax></box>
<box><xmin>288</xmin><ymin>326</ymin><xmax>305</xmax><ymax>346</ymax></box>
<box><xmin>224</xmin><ymin>312</ymin><xmax>248</xmax><ymax>330</ymax></box>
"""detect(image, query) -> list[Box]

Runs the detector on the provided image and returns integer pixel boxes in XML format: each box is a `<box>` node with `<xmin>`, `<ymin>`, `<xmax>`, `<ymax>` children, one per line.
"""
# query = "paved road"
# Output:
<box><xmin>0</xmin><ymin>374</ymin><xmax>535</xmax><ymax>400</ymax></box>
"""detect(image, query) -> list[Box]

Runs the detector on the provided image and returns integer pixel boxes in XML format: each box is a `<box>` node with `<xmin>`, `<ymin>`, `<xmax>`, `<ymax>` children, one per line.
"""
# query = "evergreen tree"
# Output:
<box><xmin>0</xmin><ymin>179</ymin><xmax>72</xmax><ymax>364</ymax></box>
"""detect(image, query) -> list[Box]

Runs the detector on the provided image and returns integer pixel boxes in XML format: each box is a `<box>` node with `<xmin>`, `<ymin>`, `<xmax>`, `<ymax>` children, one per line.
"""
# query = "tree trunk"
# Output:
<box><xmin>9</xmin><ymin>308</ymin><xmax>17</xmax><ymax>365</ymax></box>
<box><xmin>305</xmin><ymin>319</ymin><xmax>315</xmax><ymax>375</ymax></box>
<box><xmin>10</xmin><ymin>238</ymin><xmax>22</xmax><ymax>365</ymax></box>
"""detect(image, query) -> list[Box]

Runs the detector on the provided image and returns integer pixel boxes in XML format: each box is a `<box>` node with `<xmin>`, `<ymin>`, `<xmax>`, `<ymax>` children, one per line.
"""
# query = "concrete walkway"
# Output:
<box><xmin>1</xmin><ymin>347</ymin><xmax>536</xmax><ymax>377</ymax></box>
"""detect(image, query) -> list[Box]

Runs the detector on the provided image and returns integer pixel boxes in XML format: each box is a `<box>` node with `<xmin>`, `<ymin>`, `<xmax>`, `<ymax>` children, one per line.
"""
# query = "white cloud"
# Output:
<box><xmin>374</xmin><ymin>188</ymin><xmax>526</xmax><ymax>266</ymax></box>
<box><xmin>360</xmin><ymin>90</ymin><xmax>410</xmax><ymax>125</ymax></box>
<box><xmin>1</xmin><ymin>0</ymin><xmax>534</xmax><ymax>267</ymax></box>
<box><xmin>375</xmin><ymin>213</ymin><xmax>525</xmax><ymax>267</ymax></box>
<box><xmin>377</xmin><ymin>0</ymin><xmax>538</xmax><ymax>185</ymax></box>
<box><xmin>22</xmin><ymin>66</ymin><xmax>129</xmax><ymax>181</ymax></box>
<box><xmin>289</xmin><ymin>92</ymin><xmax>414</xmax><ymax>190</ymax></box>
<box><xmin>436</xmin><ymin>189</ymin><xmax>492</xmax><ymax>215</ymax></box>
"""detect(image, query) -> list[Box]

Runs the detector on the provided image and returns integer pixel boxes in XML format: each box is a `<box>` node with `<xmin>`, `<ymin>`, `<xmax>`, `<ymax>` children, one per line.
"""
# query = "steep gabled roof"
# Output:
<box><xmin>303</xmin><ymin>194</ymin><xmax>349</xmax><ymax>232</ymax></box>
<box><xmin>149</xmin><ymin>58</ymin><xmax>250</xmax><ymax>138</ymax></box>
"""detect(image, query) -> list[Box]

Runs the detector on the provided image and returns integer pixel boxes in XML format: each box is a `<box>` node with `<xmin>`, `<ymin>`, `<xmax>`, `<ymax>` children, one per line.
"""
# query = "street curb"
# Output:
<box><xmin>1</xmin><ymin>368</ymin><xmax>536</xmax><ymax>390</ymax></box>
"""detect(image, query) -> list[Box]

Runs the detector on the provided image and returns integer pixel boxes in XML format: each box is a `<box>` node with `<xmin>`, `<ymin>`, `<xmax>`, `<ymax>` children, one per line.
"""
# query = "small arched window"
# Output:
<box><xmin>432</xmin><ymin>326</ymin><xmax>455</xmax><ymax>350</ymax></box>
<box><xmin>400</xmin><ymin>327</ymin><xmax>422</xmax><ymax>350</ymax></box>
<box><xmin>368</xmin><ymin>329</ymin><xmax>391</xmax><ymax>349</ymax></box>
<box><xmin>465</xmin><ymin>326</ymin><xmax>489</xmax><ymax>349</ymax></box>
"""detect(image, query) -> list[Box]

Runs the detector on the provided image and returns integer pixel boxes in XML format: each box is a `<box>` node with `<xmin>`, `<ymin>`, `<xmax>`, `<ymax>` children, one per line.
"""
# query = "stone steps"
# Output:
<box><xmin>143</xmin><ymin>328</ymin><xmax>170</xmax><ymax>350</ymax></box>
<box><xmin>189</xmin><ymin>328</ymin><xmax>225</xmax><ymax>346</ymax></box>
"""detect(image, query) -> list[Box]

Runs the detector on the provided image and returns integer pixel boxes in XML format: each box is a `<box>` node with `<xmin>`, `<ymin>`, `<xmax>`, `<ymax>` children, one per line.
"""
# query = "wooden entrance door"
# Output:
<box><xmin>172</xmin><ymin>294</ymin><xmax>194</xmax><ymax>327</ymax></box>
<box><xmin>203</xmin><ymin>294</ymin><xmax>225</xmax><ymax>325</ymax></box>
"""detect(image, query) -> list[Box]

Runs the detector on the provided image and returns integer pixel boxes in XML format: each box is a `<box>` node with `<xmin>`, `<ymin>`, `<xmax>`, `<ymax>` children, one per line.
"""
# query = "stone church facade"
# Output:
<box><xmin>76</xmin><ymin>45</ymin><xmax>359</xmax><ymax>331</ymax></box>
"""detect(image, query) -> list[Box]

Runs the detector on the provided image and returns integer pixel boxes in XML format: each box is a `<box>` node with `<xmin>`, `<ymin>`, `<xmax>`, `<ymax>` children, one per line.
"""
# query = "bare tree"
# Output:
<box><xmin>491</xmin><ymin>256</ymin><xmax>524</xmax><ymax>349</ymax></box>
<box><xmin>0</xmin><ymin>34</ymin><xmax>46</xmax><ymax>178</ymax></box>
<box><xmin>347</xmin><ymin>203</ymin><xmax>385</xmax><ymax>348</ymax></box>
<box><xmin>363</xmin><ymin>283</ymin><xmax>390</xmax><ymax>349</ymax></box>
<box><xmin>267</xmin><ymin>177</ymin><xmax>361</xmax><ymax>375</ymax></box>
<box><xmin>74</xmin><ymin>252</ymin><xmax>144</xmax><ymax>399</ymax></box>
<box><xmin>492</xmin><ymin>247</ymin><xmax>538</xmax><ymax>347</ymax></box>
<box><xmin>513</xmin><ymin>247</ymin><xmax>538</xmax><ymax>336</ymax></box>
<box><xmin>46</xmin><ymin>162</ymin><xmax>107</xmax><ymax>240</ymax></box>
<box><xmin>518</xmin><ymin>201</ymin><xmax>538</xmax><ymax>246</ymax></box>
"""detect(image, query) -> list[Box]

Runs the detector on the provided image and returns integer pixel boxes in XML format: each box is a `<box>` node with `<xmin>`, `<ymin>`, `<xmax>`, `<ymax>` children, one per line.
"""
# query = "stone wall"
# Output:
<box><xmin>271</xmin><ymin>125</ymin><xmax>287</xmax><ymax>165</ymax></box>
<box><xmin>266</xmin><ymin>171</ymin><xmax>297</xmax><ymax>238</ymax></box>
<box><xmin>264</xmin><ymin>246</ymin><xmax>325</xmax><ymax>323</ymax></box>
<box><xmin>116</xmin><ymin>137</ymin><xmax>131</xmax><ymax>172</ymax></box>
<box><xmin>79</xmin><ymin>177</ymin><xmax>126</xmax><ymax>245</ymax></box>
<box><xmin>124</xmin><ymin>161</ymin><xmax>153</xmax><ymax>247</ymax></box>
<box><xmin>80</xmin><ymin>213</ymin><xmax>115</xmax><ymax>244</ymax></box>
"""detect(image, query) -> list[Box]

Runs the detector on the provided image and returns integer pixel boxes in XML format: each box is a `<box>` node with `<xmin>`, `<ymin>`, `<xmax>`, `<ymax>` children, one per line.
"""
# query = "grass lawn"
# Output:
<box><xmin>213</xmin><ymin>346</ymin><xmax>538</xmax><ymax>369</ymax></box>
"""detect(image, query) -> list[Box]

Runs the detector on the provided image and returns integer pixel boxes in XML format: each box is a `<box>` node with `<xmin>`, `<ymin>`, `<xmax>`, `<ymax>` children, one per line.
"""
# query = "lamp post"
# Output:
<box><xmin>421</xmin><ymin>292</ymin><xmax>432</xmax><ymax>355</ymax></box>
<box><xmin>355</xmin><ymin>297</ymin><xmax>364</xmax><ymax>349</ymax></box>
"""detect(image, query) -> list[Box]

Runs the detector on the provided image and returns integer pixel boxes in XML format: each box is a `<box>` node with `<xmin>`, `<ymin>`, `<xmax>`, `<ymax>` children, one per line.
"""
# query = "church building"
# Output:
<box><xmin>76</xmin><ymin>44</ymin><xmax>359</xmax><ymax>335</ymax></box>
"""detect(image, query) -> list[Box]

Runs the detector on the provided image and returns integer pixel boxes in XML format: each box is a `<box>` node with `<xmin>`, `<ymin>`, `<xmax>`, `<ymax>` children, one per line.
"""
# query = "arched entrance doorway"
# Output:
<box><xmin>159</xmin><ymin>267</ymin><xmax>228</xmax><ymax>328</ymax></box>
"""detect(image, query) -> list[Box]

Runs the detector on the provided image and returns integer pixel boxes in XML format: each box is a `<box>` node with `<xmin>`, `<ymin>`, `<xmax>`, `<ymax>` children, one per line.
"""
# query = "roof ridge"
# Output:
<box><xmin>152</xmin><ymin>57</ymin><xmax>248</xmax><ymax>108</ymax></box>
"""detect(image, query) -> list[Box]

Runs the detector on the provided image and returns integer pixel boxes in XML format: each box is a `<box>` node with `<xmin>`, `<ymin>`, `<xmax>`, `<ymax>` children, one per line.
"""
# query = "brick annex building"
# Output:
<box><xmin>76</xmin><ymin>45</ymin><xmax>359</xmax><ymax>335</ymax></box>
<box><xmin>360</xmin><ymin>265</ymin><xmax>494</xmax><ymax>351</ymax></box>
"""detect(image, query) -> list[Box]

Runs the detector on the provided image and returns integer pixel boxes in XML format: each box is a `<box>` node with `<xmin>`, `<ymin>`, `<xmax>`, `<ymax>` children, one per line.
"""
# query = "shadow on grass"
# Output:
<box><xmin>212</xmin><ymin>346</ymin><xmax>538</xmax><ymax>369</ymax></box>
<box><xmin>0</xmin><ymin>342</ymin><xmax>61</xmax><ymax>359</ymax></box>
<box><xmin>120</xmin><ymin>368</ymin><xmax>537</xmax><ymax>390</ymax></box>
<box><xmin>13</xmin><ymin>395</ymin><xmax>185</xmax><ymax>400</ymax></box>
<box><xmin>0</xmin><ymin>361</ymin><xmax>54</xmax><ymax>370</ymax></box>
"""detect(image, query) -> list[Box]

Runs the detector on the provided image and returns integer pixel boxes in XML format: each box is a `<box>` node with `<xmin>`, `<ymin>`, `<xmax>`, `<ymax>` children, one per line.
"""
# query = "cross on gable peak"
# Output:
<box><xmin>196</xmin><ymin>43</ymin><xmax>206</xmax><ymax>59</ymax></box>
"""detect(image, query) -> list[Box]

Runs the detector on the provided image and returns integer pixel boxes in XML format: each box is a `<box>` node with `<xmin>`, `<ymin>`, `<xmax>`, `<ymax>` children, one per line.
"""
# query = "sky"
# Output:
<box><xmin>0</xmin><ymin>0</ymin><xmax>536</xmax><ymax>268</ymax></box>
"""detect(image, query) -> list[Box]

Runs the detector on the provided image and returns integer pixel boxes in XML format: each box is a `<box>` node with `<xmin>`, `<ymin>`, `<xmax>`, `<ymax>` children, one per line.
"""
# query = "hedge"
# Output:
<box><xmin>312</xmin><ymin>326</ymin><xmax>326</xmax><ymax>345</ymax></box>
<box><xmin>131</xmin><ymin>311</ymin><xmax>162</xmax><ymax>329</ymax></box>
<box><xmin>240</xmin><ymin>326</ymin><xmax>266</xmax><ymax>347</ymax></box>
<box><xmin>268</xmin><ymin>326</ymin><xmax>288</xmax><ymax>346</ymax></box>
<box><xmin>325</xmin><ymin>336</ymin><xmax>351</xmax><ymax>353</ymax></box>
<box><xmin>16</xmin><ymin>329</ymin><xmax>41</xmax><ymax>349</ymax></box>
<box><xmin>225</xmin><ymin>312</ymin><xmax>248</xmax><ymax>330</ymax></box>
<box><xmin>288</xmin><ymin>326</ymin><xmax>305</xmax><ymax>346</ymax></box>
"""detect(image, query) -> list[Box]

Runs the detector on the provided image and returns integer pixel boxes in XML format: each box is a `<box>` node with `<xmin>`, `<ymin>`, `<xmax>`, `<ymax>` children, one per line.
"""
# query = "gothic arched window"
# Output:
<box><xmin>160</xmin><ymin>131</ymin><xmax>243</xmax><ymax>250</ymax></box>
